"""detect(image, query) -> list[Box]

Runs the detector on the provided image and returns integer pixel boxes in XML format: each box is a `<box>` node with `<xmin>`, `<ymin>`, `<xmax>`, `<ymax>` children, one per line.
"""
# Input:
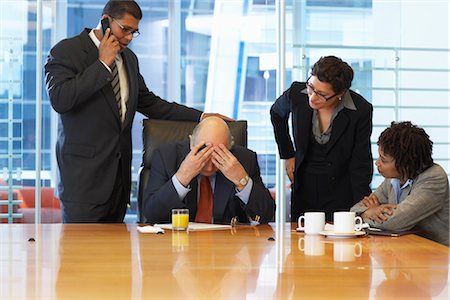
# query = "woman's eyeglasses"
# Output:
<box><xmin>305</xmin><ymin>76</ymin><xmax>339</xmax><ymax>102</ymax></box>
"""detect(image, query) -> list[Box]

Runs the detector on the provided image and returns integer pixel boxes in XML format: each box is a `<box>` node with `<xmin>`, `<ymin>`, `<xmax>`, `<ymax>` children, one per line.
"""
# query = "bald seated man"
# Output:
<box><xmin>143</xmin><ymin>117</ymin><xmax>275</xmax><ymax>224</ymax></box>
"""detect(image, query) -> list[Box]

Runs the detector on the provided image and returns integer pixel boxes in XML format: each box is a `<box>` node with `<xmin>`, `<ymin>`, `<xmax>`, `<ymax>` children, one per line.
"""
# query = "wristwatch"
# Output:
<box><xmin>238</xmin><ymin>174</ymin><xmax>249</xmax><ymax>188</ymax></box>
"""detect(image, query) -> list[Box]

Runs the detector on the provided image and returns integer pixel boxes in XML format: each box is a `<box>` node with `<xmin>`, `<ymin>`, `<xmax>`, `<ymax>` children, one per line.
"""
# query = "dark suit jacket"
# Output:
<box><xmin>142</xmin><ymin>141</ymin><xmax>275</xmax><ymax>224</ymax></box>
<box><xmin>45</xmin><ymin>29</ymin><xmax>202</xmax><ymax>212</ymax></box>
<box><xmin>270</xmin><ymin>81</ymin><xmax>373</xmax><ymax>210</ymax></box>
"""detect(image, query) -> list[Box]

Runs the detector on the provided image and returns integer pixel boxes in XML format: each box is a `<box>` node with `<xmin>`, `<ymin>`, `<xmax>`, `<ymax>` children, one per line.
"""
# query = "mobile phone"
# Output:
<box><xmin>101</xmin><ymin>18</ymin><xmax>110</xmax><ymax>35</ymax></box>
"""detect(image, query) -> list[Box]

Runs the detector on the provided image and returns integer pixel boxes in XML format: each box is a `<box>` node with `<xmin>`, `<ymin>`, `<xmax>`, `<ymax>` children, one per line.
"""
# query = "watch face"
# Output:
<box><xmin>240</xmin><ymin>176</ymin><xmax>248</xmax><ymax>185</ymax></box>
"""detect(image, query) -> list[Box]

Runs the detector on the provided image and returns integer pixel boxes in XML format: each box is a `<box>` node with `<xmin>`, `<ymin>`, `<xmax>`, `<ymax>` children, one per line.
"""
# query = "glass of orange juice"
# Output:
<box><xmin>172</xmin><ymin>208</ymin><xmax>189</xmax><ymax>230</ymax></box>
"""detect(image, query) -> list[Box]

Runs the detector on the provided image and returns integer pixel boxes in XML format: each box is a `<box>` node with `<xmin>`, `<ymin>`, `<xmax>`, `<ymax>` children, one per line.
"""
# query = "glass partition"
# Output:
<box><xmin>0</xmin><ymin>0</ymin><xmax>448</xmax><ymax>223</ymax></box>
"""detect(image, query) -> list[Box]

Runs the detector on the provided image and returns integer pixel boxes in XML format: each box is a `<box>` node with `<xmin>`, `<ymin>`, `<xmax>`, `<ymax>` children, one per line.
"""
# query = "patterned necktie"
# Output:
<box><xmin>195</xmin><ymin>176</ymin><xmax>213</xmax><ymax>223</ymax></box>
<box><xmin>111</xmin><ymin>61</ymin><xmax>122</xmax><ymax>121</ymax></box>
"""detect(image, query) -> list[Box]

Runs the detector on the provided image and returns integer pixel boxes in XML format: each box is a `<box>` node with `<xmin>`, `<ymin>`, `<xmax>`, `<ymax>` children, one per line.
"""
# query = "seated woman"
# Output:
<box><xmin>351</xmin><ymin>121</ymin><xmax>449</xmax><ymax>246</ymax></box>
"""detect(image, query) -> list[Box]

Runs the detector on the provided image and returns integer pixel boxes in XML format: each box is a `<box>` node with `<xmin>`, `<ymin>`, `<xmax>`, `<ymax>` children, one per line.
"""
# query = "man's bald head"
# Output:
<box><xmin>191</xmin><ymin>117</ymin><xmax>233</xmax><ymax>149</ymax></box>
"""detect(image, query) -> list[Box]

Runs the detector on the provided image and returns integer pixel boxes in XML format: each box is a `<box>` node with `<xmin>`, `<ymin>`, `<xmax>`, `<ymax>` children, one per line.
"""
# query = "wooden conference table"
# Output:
<box><xmin>0</xmin><ymin>223</ymin><xmax>448</xmax><ymax>299</ymax></box>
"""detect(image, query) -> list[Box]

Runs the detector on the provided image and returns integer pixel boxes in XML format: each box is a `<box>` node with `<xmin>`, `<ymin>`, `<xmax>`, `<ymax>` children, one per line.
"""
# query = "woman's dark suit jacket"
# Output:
<box><xmin>270</xmin><ymin>82</ymin><xmax>373</xmax><ymax>220</ymax></box>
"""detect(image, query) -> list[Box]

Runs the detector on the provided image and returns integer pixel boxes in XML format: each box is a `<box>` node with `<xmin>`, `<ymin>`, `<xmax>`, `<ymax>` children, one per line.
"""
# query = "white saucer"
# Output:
<box><xmin>296</xmin><ymin>228</ymin><xmax>304</xmax><ymax>232</ymax></box>
<box><xmin>319</xmin><ymin>230</ymin><xmax>366</xmax><ymax>238</ymax></box>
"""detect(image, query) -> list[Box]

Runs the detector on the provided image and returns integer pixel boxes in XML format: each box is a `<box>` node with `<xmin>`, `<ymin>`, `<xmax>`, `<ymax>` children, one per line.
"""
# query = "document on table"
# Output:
<box><xmin>155</xmin><ymin>222</ymin><xmax>232</xmax><ymax>231</ymax></box>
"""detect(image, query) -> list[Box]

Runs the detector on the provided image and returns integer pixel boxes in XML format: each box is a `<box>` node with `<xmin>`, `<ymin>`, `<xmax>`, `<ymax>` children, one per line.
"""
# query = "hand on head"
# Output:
<box><xmin>176</xmin><ymin>142</ymin><xmax>214</xmax><ymax>187</ymax></box>
<box><xmin>178</xmin><ymin>117</ymin><xmax>247</xmax><ymax>188</ymax></box>
<box><xmin>211</xmin><ymin>144</ymin><xmax>247</xmax><ymax>188</ymax></box>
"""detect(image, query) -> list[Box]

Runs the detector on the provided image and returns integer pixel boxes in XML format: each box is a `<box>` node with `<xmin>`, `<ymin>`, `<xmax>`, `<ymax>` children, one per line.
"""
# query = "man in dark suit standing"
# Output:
<box><xmin>143</xmin><ymin>117</ymin><xmax>275</xmax><ymax>224</ymax></box>
<box><xmin>45</xmin><ymin>1</ymin><xmax>228</xmax><ymax>223</ymax></box>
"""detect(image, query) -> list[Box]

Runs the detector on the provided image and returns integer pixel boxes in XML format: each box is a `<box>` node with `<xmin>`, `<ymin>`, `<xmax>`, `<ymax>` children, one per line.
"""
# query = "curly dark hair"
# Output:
<box><xmin>103</xmin><ymin>0</ymin><xmax>142</xmax><ymax>20</ymax></box>
<box><xmin>377</xmin><ymin>121</ymin><xmax>434</xmax><ymax>179</ymax></box>
<box><xmin>310</xmin><ymin>56</ymin><xmax>354</xmax><ymax>93</ymax></box>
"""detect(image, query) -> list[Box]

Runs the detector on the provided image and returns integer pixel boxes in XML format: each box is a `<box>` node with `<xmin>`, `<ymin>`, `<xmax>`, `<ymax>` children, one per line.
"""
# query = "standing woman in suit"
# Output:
<box><xmin>45</xmin><ymin>0</ymin><xmax>229</xmax><ymax>223</ymax></box>
<box><xmin>270</xmin><ymin>56</ymin><xmax>373</xmax><ymax>222</ymax></box>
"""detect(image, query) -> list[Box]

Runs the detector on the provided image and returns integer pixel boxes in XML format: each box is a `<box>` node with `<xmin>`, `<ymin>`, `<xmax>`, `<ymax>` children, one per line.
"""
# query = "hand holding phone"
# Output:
<box><xmin>101</xmin><ymin>18</ymin><xmax>111</xmax><ymax>36</ymax></box>
<box><xmin>98</xmin><ymin>17</ymin><xmax>119</xmax><ymax>66</ymax></box>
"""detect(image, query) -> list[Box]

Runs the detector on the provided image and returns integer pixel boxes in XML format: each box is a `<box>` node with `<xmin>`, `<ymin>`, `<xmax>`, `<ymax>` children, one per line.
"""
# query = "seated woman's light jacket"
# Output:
<box><xmin>351</xmin><ymin>164</ymin><xmax>449</xmax><ymax>246</ymax></box>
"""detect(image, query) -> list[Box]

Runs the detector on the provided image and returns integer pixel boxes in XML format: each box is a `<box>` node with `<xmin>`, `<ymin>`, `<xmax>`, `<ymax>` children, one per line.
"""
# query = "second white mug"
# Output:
<box><xmin>333</xmin><ymin>211</ymin><xmax>363</xmax><ymax>233</ymax></box>
<box><xmin>298</xmin><ymin>212</ymin><xmax>325</xmax><ymax>234</ymax></box>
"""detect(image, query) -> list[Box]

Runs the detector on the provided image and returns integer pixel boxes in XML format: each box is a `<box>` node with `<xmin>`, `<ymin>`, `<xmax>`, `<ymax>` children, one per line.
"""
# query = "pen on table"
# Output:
<box><xmin>368</xmin><ymin>227</ymin><xmax>382</xmax><ymax>231</ymax></box>
<box><xmin>361</xmin><ymin>223</ymin><xmax>381</xmax><ymax>231</ymax></box>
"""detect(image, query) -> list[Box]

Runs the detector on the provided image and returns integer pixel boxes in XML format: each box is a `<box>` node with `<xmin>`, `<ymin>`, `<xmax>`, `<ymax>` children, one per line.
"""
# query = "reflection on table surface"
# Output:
<box><xmin>0</xmin><ymin>223</ymin><xmax>448</xmax><ymax>299</ymax></box>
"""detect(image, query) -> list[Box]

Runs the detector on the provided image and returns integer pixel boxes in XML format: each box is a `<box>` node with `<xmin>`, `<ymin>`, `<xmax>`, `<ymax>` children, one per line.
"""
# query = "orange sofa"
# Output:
<box><xmin>15</xmin><ymin>187</ymin><xmax>62</xmax><ymax>223</ymax></box>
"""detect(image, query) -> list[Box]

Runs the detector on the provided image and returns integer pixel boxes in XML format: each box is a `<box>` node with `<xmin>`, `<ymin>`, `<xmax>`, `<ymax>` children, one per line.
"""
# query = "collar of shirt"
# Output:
<box><xmin>341</xmin><ymin>90</ymin><xmax>356</xmax><ymax>110</ymax></box>
<box><xmin>390</xmin><ymin>178</ymin><xmax>414</xmax><ymax>204</ymax></box>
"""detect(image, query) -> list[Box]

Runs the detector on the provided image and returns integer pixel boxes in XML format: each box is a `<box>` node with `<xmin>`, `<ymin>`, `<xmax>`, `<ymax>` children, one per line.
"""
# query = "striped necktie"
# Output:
<box><xmin>111</xmin><ymin>61</ymin><xmax>122</xmax><ymax>121</ymax></box>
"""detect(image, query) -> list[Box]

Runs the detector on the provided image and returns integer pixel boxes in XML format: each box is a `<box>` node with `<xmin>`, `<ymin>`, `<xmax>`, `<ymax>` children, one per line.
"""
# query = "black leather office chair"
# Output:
<box><xmin>137</xmin><ymin>119</ymin><xmax>248</xmax><ymax>223</ymax></box>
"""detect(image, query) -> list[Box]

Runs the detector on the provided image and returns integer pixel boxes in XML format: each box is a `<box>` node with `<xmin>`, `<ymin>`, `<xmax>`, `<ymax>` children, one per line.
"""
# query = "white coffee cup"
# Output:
<box><xmin>333</xmin><ymin>241</ymin><xmax>362</xmax><ymax>262</ymax></box>
<box><xmin>333</xmin><ymin>211</ymin><xmax>363</xmax><ymax>233</ymax></box>
<box><xmin>298</xmin><ymin>235</ymin><xmax>325</xmax><ymax>256</ymax></box>
<box><xmin>298</xmin><ymin>212</ymin><xmax>325</xmax><ymax>234</ymax></box>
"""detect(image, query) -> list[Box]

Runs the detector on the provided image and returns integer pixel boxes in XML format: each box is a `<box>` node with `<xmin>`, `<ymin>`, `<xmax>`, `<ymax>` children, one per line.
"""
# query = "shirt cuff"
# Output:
<box><xmin>99</xmin><ymin>59</ymin><xmax>112</xmax><ymax>73</ymax></box>
<box><xmin>235</xmin><ymin>177</ymin><xmax>253</xmax><ymax>205</ymax></box>
<box><xmin>172</xmin><ymin>175</ymin><xmax>191</xmax><ymax>199</ymax></box>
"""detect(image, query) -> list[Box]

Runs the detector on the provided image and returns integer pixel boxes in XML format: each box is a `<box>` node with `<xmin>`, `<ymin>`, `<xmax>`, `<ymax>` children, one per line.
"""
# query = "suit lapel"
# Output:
<box><xmin>298</xmin><ymin>104</ymin><xmax>313</xmax><ymax>147</ymax></box>
<box><xmin>80</xmin><ymin>29</ymin><xmax>98</xmax><ymax>66</ymax></box>
<box><xmin>326</xmin><ymin>110</ymin><xmax>350</xmax><ymax>153</ymax></box>
<box><xmin>212</xmin><ymin>172</ymin><xmax>234</xmax><ymax>221</ymax></box>
<box><xmin>296</xmin><ymin>102</ymin><xmax>313</xmax><ymax>170</ymax></box>
<box><xmin>186</xmin><ymin>177</ymin><xmax>199</xmax><ymax>220</ymax></box>
<box><xmin>120</xmin><ymin>49</ymin><xmax>136</xmax><ymax>128</ymax></box>
<box><xmin>103</xmin><ymin>73</ymin><xmax>122</xmax><ymax>125</ymax></box>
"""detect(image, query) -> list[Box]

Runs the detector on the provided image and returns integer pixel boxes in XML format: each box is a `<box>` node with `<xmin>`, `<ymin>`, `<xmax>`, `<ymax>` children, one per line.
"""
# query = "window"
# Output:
<box><xmin>1</xmin><ymin>0</ymin><xmax>448</xmax><ymax>223</ymax></box>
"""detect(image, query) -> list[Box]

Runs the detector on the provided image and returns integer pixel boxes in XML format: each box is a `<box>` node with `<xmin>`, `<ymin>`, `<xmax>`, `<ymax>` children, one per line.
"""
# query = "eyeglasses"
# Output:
<box><xmin>112</xmin><ymin>18</ymin><xmax>140</xmax><ymax>38</ymax></box>
<box><xmin>305</xmin><ymin>76</ymin><xmax>339</xmax><ymax>102</ymax></box>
